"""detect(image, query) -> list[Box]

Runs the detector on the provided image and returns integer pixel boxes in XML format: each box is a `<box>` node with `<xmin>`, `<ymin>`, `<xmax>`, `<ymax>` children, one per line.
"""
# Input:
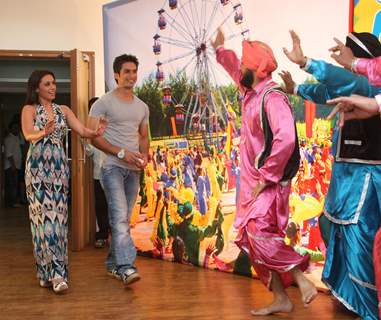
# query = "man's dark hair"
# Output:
<box><xmin>113</xmin><ymin>54</ymin><xmax>139</xmax><ymax>74</ymax></box>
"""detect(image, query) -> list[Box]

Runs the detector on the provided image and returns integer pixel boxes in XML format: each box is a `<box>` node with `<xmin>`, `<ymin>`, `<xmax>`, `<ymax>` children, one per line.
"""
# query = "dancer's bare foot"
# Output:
<box><xmin>299</xmin><ymin>278</ymin><xmax>318</xmax><ymax>307</ymax></box>
<box><xmin>291</xmin><ymin>267</ymin><xmax>318</xmax><ymax>307</ymax></box>
<box><xmin>251</xmin><ymin>296</ymin><xmax>293</xmax><ymax>316</ymax></box>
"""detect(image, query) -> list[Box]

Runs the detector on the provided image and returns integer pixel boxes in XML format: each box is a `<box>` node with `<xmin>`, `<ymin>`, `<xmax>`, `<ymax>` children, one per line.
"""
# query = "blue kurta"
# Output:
<box><xmin>298</xmin><ymin>59</ymin><xmax>381</xmax><ymax>320</ymax></box>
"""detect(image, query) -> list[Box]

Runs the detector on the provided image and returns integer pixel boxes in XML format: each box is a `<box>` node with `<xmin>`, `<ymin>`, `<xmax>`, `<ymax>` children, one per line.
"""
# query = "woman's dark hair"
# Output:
<box><xmin>346</xmin><ymin>32</ymin><xmax>381</xmax><ymax>58</ymax></box>
<box><xmin>25</xmin><ymin>70</ymin><xmax>56</xmax><ymax>105</ymax></box>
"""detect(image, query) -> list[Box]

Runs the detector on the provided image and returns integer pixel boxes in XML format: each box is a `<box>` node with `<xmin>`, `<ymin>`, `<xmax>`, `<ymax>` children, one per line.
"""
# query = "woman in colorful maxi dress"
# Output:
<box><xmin>21</xmin><ymin>70</ymin><xmax>106</xmax><ymax>293</ymax></box>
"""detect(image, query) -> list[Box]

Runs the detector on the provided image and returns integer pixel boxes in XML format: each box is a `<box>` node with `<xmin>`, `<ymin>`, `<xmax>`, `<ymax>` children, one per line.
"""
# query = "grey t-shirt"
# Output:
<box><xmin>89</xmin><ymin>90</ymin><xmax>149</xmax><ymax>170</ymax></box>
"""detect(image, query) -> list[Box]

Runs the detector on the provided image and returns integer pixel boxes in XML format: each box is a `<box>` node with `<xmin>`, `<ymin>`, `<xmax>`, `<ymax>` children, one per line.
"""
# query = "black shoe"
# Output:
<box><xmin>94</xmin><ymin>239</ymin><xmax>107</xmax><ymax>248</ymax></box>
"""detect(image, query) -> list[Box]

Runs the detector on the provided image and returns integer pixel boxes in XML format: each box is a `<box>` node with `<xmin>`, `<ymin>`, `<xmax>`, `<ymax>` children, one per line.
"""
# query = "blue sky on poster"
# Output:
<box><xmin>104</xmin><ymin>0</ymin><xmax>349</xmax><ymax>89</ymax></box>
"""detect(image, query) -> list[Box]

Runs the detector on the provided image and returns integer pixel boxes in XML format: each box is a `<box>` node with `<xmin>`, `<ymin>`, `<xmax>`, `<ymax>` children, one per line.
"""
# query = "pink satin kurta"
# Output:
<box><xmin>355</xmin><ymin>57</ymin><xmax>381</xmax><ymax>86</ymax></box>
<box><xmin>217</xmin><ymin>47</ymin><xmax>309</xmax><ymax>288</ymax></box>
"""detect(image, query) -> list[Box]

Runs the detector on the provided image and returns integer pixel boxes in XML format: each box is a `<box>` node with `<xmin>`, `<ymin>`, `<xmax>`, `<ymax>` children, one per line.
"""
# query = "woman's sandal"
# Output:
<box><xmin>53</xmin><ymin>281</ymin><xmax>68</xmax><ymax>293</ymax></box>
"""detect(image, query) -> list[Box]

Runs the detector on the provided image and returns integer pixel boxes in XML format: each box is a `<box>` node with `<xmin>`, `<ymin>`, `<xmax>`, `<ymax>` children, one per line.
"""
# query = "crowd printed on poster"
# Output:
<box><xmin>165</xmin><ymin>140</ymin><xmax>189</xmax><ymax>149</ymax></box>
<box><xmin>130</xmin><ymin>120</ymin><xmax>333</xmax><ymax>291</ymax></box>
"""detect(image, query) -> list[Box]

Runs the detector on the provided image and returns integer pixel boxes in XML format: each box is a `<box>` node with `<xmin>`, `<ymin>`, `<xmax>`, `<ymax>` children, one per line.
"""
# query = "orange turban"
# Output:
<box><xmin>241</xmin><ymin>40</ymin><xmax>278</xmax><ymax>78</ymax></box>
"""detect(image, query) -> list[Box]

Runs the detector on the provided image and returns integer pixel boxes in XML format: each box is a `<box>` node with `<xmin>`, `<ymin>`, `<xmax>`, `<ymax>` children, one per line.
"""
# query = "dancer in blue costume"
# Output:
<box><xmin>281</xmin><ymin>30</ymin><xmax>381</xmax><ymax>320</ymax></box>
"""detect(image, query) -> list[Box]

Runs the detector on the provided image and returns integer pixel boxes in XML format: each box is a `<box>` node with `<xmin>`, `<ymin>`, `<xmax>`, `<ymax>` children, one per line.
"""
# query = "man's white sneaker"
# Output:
<box><xmin>122</xmin><ymin>269</ymin><xmax>141</xmax><ymax>286</ymax></box>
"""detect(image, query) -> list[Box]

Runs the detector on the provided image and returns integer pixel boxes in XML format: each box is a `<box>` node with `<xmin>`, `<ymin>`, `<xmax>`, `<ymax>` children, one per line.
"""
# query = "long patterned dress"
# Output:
<box><xmin>25</xmin><ymin>103</ymin><xmax>70</xmax><ymax>282</ymax></box>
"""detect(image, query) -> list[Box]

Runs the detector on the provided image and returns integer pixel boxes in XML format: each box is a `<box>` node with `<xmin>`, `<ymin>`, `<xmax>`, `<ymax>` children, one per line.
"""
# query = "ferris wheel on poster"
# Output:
<box><xmin>153</xmin><ymin>0</ymin><xmax>250</xmax><ymax>137</ymax></box>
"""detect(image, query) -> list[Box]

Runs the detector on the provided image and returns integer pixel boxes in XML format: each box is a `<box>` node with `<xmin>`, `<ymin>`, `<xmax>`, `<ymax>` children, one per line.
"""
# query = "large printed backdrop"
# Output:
<box><xmin>352</xmin><ymin>0</ymin><xmax>381</xmax><ymax>39</ymax></box>
<box><xmin>101</xmin><ymin>0</ymin><xmax>375</xmax><ymax>291</ymax></box>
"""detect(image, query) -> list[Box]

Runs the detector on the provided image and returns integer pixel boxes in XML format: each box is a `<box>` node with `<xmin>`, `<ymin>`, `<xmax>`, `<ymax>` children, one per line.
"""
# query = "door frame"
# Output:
<box><xmin>0</xmin><ymin>49</ymin><xmax>96</xmax><ymax>250</ymax></box>
<box><xmin>69</xmin><ymin>49</ymin><xmax>96</xmax><ymax>250</ymax></box>
<box><xmin>0</xmin><ymin>100</ymin><xmax>4</xmax><ymax>208</ymax></box>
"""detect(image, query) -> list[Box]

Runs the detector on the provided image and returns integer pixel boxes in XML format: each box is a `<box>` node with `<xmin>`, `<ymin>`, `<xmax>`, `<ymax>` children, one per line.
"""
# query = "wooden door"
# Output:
<box><xmin>70</xmin><ymin>50</ymin><xmax>95</xmax><ymax>251</ymax></box>
<box><xmin>0</xmin><ymin>101</ymin><xmax>4</xmax><ymax>208</ymax></box>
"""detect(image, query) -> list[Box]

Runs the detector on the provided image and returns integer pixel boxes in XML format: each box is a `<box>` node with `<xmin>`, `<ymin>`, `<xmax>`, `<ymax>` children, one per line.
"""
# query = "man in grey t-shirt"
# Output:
<box><xmin>88</xmin><ymin>54</ymin><xmax>149</xmax><ymax>286</ymax></box>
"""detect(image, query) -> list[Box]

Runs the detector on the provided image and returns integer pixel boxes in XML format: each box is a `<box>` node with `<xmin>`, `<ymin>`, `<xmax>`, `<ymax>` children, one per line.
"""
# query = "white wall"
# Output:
<box><xmin>0</xmin><ymin>0</ymin><xmax>112</xmax><ymax>97</ymax></box>
<box><xmin>242</xmin><ymin>0</ymin><xmax>350</xmax><ymax>84</ymax></box>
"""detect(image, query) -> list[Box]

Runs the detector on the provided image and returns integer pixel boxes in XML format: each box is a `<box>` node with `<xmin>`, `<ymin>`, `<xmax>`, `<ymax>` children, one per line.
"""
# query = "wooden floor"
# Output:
<box><xmin>0</xmin><ymin>207</ymin><xmax>357</xmax><ymax>320</ymax></box>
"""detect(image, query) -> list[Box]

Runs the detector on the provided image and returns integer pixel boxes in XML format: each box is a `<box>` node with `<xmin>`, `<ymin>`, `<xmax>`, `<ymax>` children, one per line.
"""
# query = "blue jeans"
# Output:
<box><xmin>101</xmin><ymin>166</ymin><xmax>140</xmax><ymax>274</ymax></box>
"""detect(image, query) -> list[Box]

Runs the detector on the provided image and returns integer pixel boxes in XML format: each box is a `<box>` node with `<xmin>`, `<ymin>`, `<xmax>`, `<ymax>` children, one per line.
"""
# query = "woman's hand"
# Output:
<box><xmin>94</xmin><ymin>117</ymin><xmax>107</xmax><ymax>137</ymax></box>
<box><xmin>43</xmin><ymin>119</ymin><xmax>55</xmax><ymax>136</ymax></box>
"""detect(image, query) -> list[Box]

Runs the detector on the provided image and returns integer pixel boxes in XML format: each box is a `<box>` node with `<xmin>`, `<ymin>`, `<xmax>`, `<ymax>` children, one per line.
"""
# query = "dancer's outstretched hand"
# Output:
<box><xmin>326</xmin><ymin>95</ymin><xmax>377</xmax><ymax>127</ymax></box>
<box><xmin>283</xmin><ymin>30</ymin><xmax>307</xmax><ymax>67</ymax></box>
<box><xmin>329</xmin><ymin>38</ymin><xmax>354</xmax><ymax>69</ymax></box>
<box><xmin>279</xmin><ymin>70</ymin><xmax>296</xmax><ymax>94</ymax></box>
<box><xmin>328</xmin><ymin>106</ymin><xmax>375</xmax><ymax>127</ymax></box>
<box><xmin>211</xmin><ymin>28</ymin><xmax>225</xmax><ymax>51</ymax></box>
<box><xmin>327</xmin><ymin>95</ymin><xmax>379</xmax><ymax>115</ymax></box>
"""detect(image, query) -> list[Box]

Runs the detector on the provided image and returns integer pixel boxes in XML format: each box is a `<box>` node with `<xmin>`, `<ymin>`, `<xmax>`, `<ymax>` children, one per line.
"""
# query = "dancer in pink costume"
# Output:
<box><xmin>212</xmin><ymin>29</ymin><xmax>317</xmax><ymax>316</ymax></box>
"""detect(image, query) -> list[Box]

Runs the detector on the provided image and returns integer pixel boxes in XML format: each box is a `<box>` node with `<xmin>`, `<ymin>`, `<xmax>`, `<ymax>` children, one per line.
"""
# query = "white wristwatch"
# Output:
<box><xmin>117</xmin><ymin>149</ymin><xmax>125</xmax><ymax>159</ymax></box>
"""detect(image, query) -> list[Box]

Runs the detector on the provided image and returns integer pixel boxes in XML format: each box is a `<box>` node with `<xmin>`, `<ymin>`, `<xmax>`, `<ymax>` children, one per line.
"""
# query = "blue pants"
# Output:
<box><xmin>101</xmin><ymin>166</ymin><xmax>140</xmax><ymax>274</ymax></box>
